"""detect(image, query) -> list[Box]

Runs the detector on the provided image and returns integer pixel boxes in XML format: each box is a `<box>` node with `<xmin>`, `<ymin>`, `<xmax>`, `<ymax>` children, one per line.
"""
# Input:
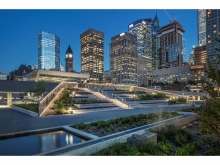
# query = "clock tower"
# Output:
<box><xmin>65</xmin><ymin>45</ymin><xmax>73</xmax><ymax>72</ymax></box>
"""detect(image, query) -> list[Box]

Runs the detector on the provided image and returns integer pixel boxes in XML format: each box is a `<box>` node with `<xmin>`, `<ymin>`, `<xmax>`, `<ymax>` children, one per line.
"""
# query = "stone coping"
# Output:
<box><xmin>126</xmin><ymin>100</ymin><xmax>167</xmax><ymax>103</ymax></box>
<box><xmin>10</xmin><ymin>105</ymin><xmax>38</xmax><ymax>117</ymax></box>
<box><xmin>74</xmin><ymin>103</ymin><xmax>117</xmax><ymax>109</ymax></box>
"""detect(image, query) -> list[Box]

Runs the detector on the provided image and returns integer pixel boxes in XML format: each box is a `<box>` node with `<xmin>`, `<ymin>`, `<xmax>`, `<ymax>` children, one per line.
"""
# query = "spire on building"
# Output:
<box><xmin>153</xmin><ymin>10</ymin><xmax>159</xmax><ymax>25</ymax></box>
<box><xmin>66</xmin><ymin>45</ymin><xmax>73</xmax><ymax>54</ymax></box>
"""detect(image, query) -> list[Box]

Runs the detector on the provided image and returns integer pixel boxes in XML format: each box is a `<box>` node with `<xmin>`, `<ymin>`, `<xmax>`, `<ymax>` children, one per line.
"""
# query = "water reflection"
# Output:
<box><xmin>0</xmin><ymin>130</ymin><xmax>87</xmax><ymax>155</ymax></box>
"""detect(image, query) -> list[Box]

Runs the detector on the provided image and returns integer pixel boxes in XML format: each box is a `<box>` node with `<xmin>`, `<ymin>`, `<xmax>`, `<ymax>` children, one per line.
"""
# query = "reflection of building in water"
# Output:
<box><xmin>65</xmin><ymin>133</ymin><xmax>86</xmax><ymax>144</ymax></box>
<box><xmin>65</xmin><ymin>134</ymin><xmax>73</xmax><ymax>145</ymax></box>
<box><xmin>38</xmin><ymin>131</ymin><xmax>62</xmax><ymax>153</ymax></box>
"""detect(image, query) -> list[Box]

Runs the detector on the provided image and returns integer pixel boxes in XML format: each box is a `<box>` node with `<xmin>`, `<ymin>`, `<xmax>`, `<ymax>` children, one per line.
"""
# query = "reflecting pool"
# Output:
<box><xmin>0</xmin><ymin>130</ymin><xmax>87</xmax><ymax>155</ymax></box>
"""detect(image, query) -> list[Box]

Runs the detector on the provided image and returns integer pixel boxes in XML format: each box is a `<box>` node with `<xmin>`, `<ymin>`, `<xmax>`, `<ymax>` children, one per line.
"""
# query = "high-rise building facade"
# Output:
<box><xmin>182</xmin><ymin>38</ymin><xmax>186</xmax><ymax>62</ymax></box>
<box><xmin>206</xmin><ymin>9</ymin><xmax>220</xmax><ymax>68</ymax></box>
<box><xmin>80</xmin><ymin>28</ymin><xmax>104</xmax><ymax>83</ymax></box>
<box><xmin>193</xmin><ymin>45</ymin><xmax>207</xmax><ymax>65</ymax></box>
<box><xmin>0</xmin><ymin>72</ymin><xmax>7</xmax><ymax>80</ymax></box>
<box><xmin>188</xmin><ymin>49</ymin><xmax>195</xmax><ymax>66</ymax></box>
<box><xmin>65</xmin><ymin>45</ymin><xmax>73</xmax><ymax>72</ymax></box>
<box><xmin>152</xmin><ymin>12</ymin><xmax>160</xmax><ymax>70</ymax></box>
<box><xmin>38</xmin><ymin>31</ymin><xmax>60</xmax><ymax>71</ymax></box>
<box><xmin>128</xmin><ymin>18</ymin><xmax>152</xmax><ymax>86</ymax></box>
<box><xmin>110</xmin><ymin>32</ymin><xmax>137</xmax><ymax>85</ymax></box>
<box><xmin>198</xmin><ymin>9</ymin><xmax>206</xmax><ymax>46</ymax></box>
<box><xmin>157</xmin><ymin>21</ymin><xmax>185</xmax><ymax>69</ymax></box>
<box><xmin>137</xmin><ymin>55</ymin><xmax>151</xmax><ymax>86</ymax></box>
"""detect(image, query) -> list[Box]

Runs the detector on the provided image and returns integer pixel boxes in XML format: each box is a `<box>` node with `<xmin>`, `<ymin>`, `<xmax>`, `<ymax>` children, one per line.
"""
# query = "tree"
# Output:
<box><xmin>199</xmin><ymin>34</ymin><xmax>220</xmax><ymax>139</ymax></box>
<box><xmin>34</xmin><ymin>81</ymin><xmax>47</xmax><ymax>104</ymax></box>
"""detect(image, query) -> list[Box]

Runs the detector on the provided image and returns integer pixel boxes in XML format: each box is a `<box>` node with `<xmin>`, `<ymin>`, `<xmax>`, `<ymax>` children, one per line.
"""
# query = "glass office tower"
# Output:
<box><xmin>111</xmin><ymin>32</ymin><xmax>137</xmax><ymax>85</ymax></box>
<box><xmin>128</xmin><ymin>18</ymin><xmax>152</xmax><ymax>86</ymax></box>
<box><xmin>198</xmin><ymin>9</ymin><xmax>206</xmax><ymax>46</ymax></box>
<box><xmin>80</xmin><ymin>28</ymin><xmax>104</xmax><ymax>83</ymax></box>
<box><xmin>38</xmin><ymin>31</ymin><xmax>60</xmax><ymax>71</ymax></box>
<box><xmin>206</xmin><ymin>9</ymin><xmax>220</xmax><ymax>68</ymax></box>
<box><xmin>152</xmin><ymin>13</ymin><xmax>160</xmax><ymax>70</ymax></box>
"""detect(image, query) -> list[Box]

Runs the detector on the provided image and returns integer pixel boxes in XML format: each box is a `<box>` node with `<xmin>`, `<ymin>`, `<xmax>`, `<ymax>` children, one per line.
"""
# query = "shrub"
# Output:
<box><xmin>168</xmin><ymin>97</ymin><xmax>186</xmax><ymax>104</ymax></box>
<box><xmin>175</xmin><ymin>144</ymin><xmax>197</xmax><ymax>155</ymax></box>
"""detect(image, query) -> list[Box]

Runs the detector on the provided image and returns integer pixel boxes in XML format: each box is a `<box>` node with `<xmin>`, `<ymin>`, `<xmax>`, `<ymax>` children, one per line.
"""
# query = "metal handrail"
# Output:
<box><xmin>91</xmin><ymin>86</ymin><xmax>109</xmax><ymax>99</ymax></box>
<box><xmin>38</xmin><ymin>81</ymin><xmax>65</xmax><ymax>116</ymax></box>
<box><xmin>112</xmin><ymin>93</ymin><xmax>130</xmax><ymax>108</ymax></box>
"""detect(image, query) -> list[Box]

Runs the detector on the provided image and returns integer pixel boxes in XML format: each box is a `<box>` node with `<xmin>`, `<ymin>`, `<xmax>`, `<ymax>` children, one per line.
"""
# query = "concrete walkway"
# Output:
<box><xmin>0</xmin><ymin>104</ymin><xmax>193</xmax><ymax>135</ymax></box>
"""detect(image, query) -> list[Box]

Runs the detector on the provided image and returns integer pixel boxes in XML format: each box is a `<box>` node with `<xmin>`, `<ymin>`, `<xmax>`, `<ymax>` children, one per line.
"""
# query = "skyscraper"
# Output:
<box><xmin>157</xmin><ymin>21</ymin><xmax>185</xmax><ymax>69</ymax></box>
<box><xmin>128</xmin><ymin>18</ymin><xmax>152</xmax><ymax>86</ymax></box>
<box><xmin>38</xmin><ymin>31</ymin><xmax>60</xmax><ymax>71</ymax></box>
<box><xmin>206</xmin><ymin>9</ymin><xmax>220</xmax><ymax>68</ymax></box>
<box><xmin>65</xmin><ymin>45</ymin><xmax>73</xmax><ymax>72</ymax></box>
<box><xmin>110</xmin><ymin>32</ymin><xmax>137</xmax><ymax>85</ymax></box>
<box><xmin>198</xmin><ymin>9</ymin><xmax>206</xmax><ymax>46</ymax></box>
<box><xmin>80</xmin><ymin>28</ymin><xmax>104</xmax><ymax>83</ymax></box>
<box><xmin>152</xmin><ymin>12</ymin><xmax>160</xmax><ymax>70</ymax></box>
<box><xmin>182</xmin><ymin>38</ymin><xmax>186</xmax><ymax>62</ymax></box>
<box><xmin>193</xmin><ymin>45</ymin><xmax>207</xmax><ymax>65</ymax></box>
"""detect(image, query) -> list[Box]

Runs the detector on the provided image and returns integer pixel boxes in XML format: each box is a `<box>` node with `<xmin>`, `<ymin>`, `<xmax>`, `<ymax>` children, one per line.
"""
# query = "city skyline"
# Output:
<box><xmin>0</xmin><ymin>9</ymin><xmax>197</xmax><ymax>74</ymax></box>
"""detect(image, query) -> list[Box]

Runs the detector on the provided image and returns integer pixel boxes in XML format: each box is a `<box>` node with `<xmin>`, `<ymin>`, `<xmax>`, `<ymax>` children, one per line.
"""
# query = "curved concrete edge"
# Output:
<box><xmin>10</xmin><ymin>106</ymin><xmax>38</xmax><ymax>117</ymax></box>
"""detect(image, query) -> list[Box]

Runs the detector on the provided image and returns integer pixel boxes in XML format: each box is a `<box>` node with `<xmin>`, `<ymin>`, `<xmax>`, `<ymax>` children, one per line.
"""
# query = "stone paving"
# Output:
<box><xmin>0</xmin><ymin>104</ymin><xmax>192</xmax><ymax>135</ymax></box>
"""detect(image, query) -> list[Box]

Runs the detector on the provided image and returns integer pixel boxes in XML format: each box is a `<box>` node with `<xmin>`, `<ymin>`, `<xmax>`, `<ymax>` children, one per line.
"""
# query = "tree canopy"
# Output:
<box><xmin>199</xmin><ymin>34</ymin><xmax>220</xmax><ymax>139</ymax></box>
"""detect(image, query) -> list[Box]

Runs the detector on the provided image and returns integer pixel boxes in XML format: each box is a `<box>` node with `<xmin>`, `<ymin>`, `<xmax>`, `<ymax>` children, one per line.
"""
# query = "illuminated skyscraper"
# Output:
<box><xmin>182</xmin><ymin>38</ymin><xmax>186</xmax><ymax>62</ymax></box>
<box><xmin>80</xmin><ymin>28</ymin><xmax>104</xmax><ymax>83</ymax></box>
<box><xmin>128</xmin><ymin>18</ymin><xmax>152</xmax><ymax>86</ymax></box>
<box><xmin>110</xmin><ymin>32</ymin><xmax>137</xmax><ymax>85</ymax></box>
<box><xmin>38</xmin><ymin>31</ymin><xmax>60</xmax><ymax>71</ymax></box>
<box><xmin>206</xmin><ymin>9</ymin><xmax>220</xmax><ymax>68</ymax></box>
<box><xmin>152</xmin><ymin>12</ymin><xmax>160</xmax><ymax>70</ymax></box>
<box><xmin>157</xmin><ymin>21</ymin><xmax>185</xmax><ymax>69</ymax></box>
<box><xmin>198</xmin><ymin>9</ymin><xmax>206</xmax><ymax>46</ymax></box>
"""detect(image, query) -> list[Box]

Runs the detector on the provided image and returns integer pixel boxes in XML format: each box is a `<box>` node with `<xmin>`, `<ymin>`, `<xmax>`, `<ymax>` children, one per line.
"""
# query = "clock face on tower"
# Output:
<box><xmin>66</xmin><ymin>54</ymin><xmax>72</xmax><ymax>58</ymax></box>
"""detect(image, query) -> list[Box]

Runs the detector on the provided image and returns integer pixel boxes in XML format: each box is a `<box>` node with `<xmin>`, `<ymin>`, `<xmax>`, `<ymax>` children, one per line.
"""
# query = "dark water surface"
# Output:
<box><xmin>0</xmin><ymin>130</ymin><xmax>86</xmax><ymax>155</ymax></box>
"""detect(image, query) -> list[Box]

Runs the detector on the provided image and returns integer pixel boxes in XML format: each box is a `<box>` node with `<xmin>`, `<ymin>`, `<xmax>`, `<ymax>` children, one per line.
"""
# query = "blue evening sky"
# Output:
<box><xmin>0</xmin><ymin>9</ymin><xmax>197</xmax><ymax>74</ymax></box>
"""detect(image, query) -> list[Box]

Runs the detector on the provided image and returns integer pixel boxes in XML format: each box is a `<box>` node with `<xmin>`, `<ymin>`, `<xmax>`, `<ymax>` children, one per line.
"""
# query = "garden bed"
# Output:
<box><xmin>93</xmin><ymin>121</ymin><xmax>220</xmax><ymax>155</ymax></box>
<box><xmin>168</xmin><ymin>97</ymin><xmax>187</xmax><ymax>105</ymax></box>
<box><xmin>73</xmin><ymin>99</ymin><xmax>110</xmax><ymax>104</ymax></box>
<box><xmin>71</xmin><ymin>111</ymin><xmax>180</xmax><ymax>137</ymax></box>
<box><xmin>13</xmin><ymin>103</ymin><xmax>39</xmax><ymax>113</ymax></box>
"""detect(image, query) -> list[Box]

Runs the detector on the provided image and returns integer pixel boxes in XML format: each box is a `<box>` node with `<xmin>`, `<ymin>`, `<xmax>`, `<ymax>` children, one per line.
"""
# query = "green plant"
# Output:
<box><xmin>198</xmin><ymin>35</ymin><xmax>220</xmax><ymax>139</ymax></box>
<box><xmin>175</xmin><ymin>134</ymin><xmax>187</xmax><ymax>146</ymax></box>
<box><xmin>93</xmin><ymin>143</ymin><xmax>141</xmax><ymax>156</ymax></box>
<box><xmin>13</xmin><ymin>103</ymin><xmax>39</xmax><ymax>113</ymax></box>
<box><xmin>175</xmin><ymin>144</ymin><xmax>197</xmax><ymax>156</ymax></box>
<box><xmin>33</xmin><ymin>81</ymin><xmax>47</xmax><ymax>104</ymax></box>
<box><xmin>168</xmin><ymin>97</ymin><xmax>186</xmax><ymax>104</ymax></box>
